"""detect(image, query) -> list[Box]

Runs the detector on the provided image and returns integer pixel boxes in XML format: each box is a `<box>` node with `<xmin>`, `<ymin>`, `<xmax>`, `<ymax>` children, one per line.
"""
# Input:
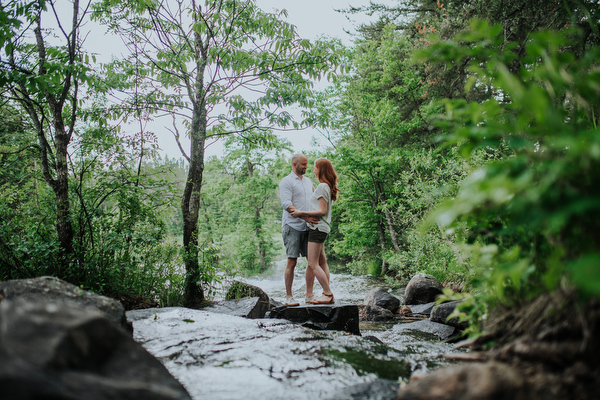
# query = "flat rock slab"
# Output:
<box><xmin>392</xmin><ymin>319</ymin><xmax>455</xmax><ymax>341</ymax></box>
<box><xmin>269</xmin><ymin>303</ymin><xmax>360</xmax><ymax>335</ymax></box>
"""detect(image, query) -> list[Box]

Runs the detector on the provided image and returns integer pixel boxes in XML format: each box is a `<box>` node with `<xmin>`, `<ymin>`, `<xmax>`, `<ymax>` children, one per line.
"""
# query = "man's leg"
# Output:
<box><xmin>285</xmin><ymin>257</ymin><xmax>298</xmax><ymax>298</ymax></box>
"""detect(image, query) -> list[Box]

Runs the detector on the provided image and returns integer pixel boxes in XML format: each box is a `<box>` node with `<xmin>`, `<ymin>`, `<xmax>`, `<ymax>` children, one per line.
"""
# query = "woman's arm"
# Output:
<box><xmin>291</xmin><ymin>197</ymin><xmax>327</xmax><ymax>218</ymax></box>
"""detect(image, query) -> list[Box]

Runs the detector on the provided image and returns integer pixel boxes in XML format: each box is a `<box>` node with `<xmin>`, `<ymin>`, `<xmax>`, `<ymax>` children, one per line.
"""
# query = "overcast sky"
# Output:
<box><xmin>81</xmin><ymin>1</ymin><xmax>378</xmax><ymax>160</ymax></box>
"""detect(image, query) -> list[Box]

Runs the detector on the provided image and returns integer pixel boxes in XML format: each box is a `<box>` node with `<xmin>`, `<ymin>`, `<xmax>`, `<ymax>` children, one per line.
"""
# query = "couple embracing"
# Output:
<box><xmin>279</xmin><ymin>154</ymin><xmax>339</xmax><ymax>306</ymax></box>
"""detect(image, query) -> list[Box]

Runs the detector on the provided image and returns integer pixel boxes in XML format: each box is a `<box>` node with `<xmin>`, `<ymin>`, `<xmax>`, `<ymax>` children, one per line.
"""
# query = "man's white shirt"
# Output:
<box><xmin>279</xmin><ymin>172</ymin><xmax>313</xmax><ymax>231</ymax></box>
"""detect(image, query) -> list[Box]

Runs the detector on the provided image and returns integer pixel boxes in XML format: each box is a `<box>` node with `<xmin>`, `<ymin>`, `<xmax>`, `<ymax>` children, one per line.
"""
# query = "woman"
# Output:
<box><xmin>291</xmin><ymin>158</ymin><xmax>339</xmax><ymax>304</ymax></box>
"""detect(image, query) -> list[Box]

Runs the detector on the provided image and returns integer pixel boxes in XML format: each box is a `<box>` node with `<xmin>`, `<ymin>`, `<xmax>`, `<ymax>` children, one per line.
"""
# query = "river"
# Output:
<box><xmin>127</xmin><ymin>259</ymin><xmax>463</xmax><ymax>400</ymax></box>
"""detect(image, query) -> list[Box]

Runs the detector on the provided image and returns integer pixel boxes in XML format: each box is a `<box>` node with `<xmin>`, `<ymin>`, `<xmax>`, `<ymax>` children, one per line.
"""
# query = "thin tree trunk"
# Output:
<box><xmin>181</xmin><ymin>106</ymin><xmax>207</xmax><ymax>308</ymax></box>
<box><xmin>376</xmin><ymin>219</ymin><xmax>389</xmax><ymax>275</ymax></box>
<box><xmin>379</xmin><ymin>193</ymin><xmax>401</xmax><ymax>253</ymax></box>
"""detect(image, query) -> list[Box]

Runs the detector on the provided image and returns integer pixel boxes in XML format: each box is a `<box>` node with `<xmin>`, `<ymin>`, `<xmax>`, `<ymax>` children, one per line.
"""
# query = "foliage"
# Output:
<box><xmin>92</xmin><ymin>0</ymin><xmax>345</xmax><ymax>306</ymax></box>
<box><xmin>421</xmin><ymin>20</ymin><xmax>600</xmax><ymax>325</ymax></box>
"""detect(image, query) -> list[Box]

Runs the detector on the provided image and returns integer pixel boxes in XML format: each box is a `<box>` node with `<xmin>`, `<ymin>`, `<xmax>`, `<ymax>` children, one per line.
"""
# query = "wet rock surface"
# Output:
<box><xmin>126</xmin><ymin>307</ymin><xmax>446</xmax><ymax>400</ymax></box>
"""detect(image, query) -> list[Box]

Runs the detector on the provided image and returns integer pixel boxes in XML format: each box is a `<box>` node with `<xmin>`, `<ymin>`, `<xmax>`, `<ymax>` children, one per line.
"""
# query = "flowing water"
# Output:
<box><xmin>128</xmin><ymin>259</ymin><xmax>464</xmax><ymax>400</ymax></box>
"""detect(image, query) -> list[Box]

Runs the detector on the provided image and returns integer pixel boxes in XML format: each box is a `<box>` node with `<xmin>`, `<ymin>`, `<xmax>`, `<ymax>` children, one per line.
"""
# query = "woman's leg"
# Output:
<box><xmin>307</xmin><ymin>242</ymin><xmax>332</xmax><ymax>295</ymax></box>
<box><xmin>318</xmin><ymin>245</ymin><xmax>330</xmax><ymax>283</ymax></box>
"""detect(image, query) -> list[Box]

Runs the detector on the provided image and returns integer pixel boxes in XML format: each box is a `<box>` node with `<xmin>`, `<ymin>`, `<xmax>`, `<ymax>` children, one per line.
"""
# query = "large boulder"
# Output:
<box><xmin>363</xmin><ymin>287</ymin><xmax>401</xmax><ymax>313</ymax></box>
<box><xmin>0</xmin><ymin>276</ymin><xmax>131</xmax><ymax>333</ymax></box>
<box><xmin>225</xmin><ymin>281</ymin><xmax>271</xmax><ymax>318</ymax></box>
<box><xmin>404</xmin><ymin>273</ymin><xmax>444</xmax><ymax>305</ymax></box>
<box><xmin>0</xmin><ymin>297</ymin><xmax>191</xmax><ymax>400</ymax></box>
<box><xmin>269</xmin><ymin>303</ymin><xmax>361</xmax><ymax>335</ymax></box>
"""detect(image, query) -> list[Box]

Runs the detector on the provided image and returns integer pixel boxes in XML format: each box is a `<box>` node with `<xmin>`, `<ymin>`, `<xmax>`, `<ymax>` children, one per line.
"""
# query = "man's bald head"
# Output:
<box><xmin>291</xmin><ymin>153</ymin><xmax>308</xmax><ymax>177</ymax></box>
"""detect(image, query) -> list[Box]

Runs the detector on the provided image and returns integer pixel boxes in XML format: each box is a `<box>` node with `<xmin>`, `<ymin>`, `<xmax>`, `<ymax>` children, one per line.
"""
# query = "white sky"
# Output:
<box><xmin>80</xmin><ymin>1</ymin><xmax>378</xmax><ymax>160</ymax></box>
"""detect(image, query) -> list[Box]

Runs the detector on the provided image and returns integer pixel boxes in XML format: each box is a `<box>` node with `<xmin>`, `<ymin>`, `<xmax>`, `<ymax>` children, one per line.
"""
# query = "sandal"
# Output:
<box><xmin>284</xmin><ymin>296</ymin><xmax>300</xmax><ymax>306</ymax></box>
<box><xmin>310</xmin><ymin>293</ymin><xmax>335</xmax><ymax>304</ymax></box>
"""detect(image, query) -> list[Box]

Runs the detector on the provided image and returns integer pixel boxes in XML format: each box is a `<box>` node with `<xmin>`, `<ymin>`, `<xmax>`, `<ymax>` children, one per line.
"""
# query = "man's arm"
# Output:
<box><xmin>279</xmin><ymin>178</ymin><xmax>294</xmax><ymax>212</ymax></box>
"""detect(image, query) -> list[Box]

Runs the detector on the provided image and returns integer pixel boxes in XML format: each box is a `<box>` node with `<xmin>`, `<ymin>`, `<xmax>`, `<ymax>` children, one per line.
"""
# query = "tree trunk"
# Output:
<box><xmin>182</xmin><ymin>132</ymin><xmax>206</xmax><ymax>307</ymax></box>
<box><xmin>255</xmin><ymin>207</ymin><xmax>266</xmax><ymax>269</ymax></box>
<box><xmin>53</xmin><ymin>128</ymin><xmax>75</xmax><ymax>275</ymax></box>
<box><xmin>379</xmin><ymin>192</ymin><xmax>401</xmax><ymax>253</ymax></box>
<box><xmin>376</xmin><ymin>219</ymin><xmax>389</xmax><ymax>275</ymax></box>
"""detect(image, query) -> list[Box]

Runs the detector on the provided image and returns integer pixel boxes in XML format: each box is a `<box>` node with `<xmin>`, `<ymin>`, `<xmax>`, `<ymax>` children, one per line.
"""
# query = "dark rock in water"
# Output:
<box><xmin>406</xmin><ymin>302</ymin><xmax>436</xmax><ymax>315</ymax></box>
<box><xmin>328</xmin><ymin>378</ymin><xmax>399</xmax><ymax>400</ymax></box>
<box><xmin>0</xmin><ymin>298</ymin><xmax>191</xmax><ymax>400</ymax></box>
<box><xmin>364</xmin><ymin>287</ymin><xmax>401</xmax><ymax>313</ymax></box>
<box><xmin>269</xmin><ymin>303</ymin><xmax>361</xmax><ymax>335</ymax></box>
<box><xmin>396</xmin><ymin>362</ymin><xmax>527</xmax><ymax>400</ymax></box>
<box><xmin>358</xmin><ymin>304</ymin><xmax>395</xmax><ymax>322</ymax></box>
<box><xmin>391</xmin><ymin>319</ymin><xmax>455</xmax><ymax>341</ymax></box>
<box><xmin>0</xmin><ymin>276</ymin><xmax>131</xmax><ymax>333</ymax></box>
<box><xmin>431</xmin><ymin>300</ymin><xmax>468</xmax><ymax>330</ymax></box>
<box><xmin>403</xmin><ymin>273</ymin><xmax>443</xmax><ymax>305</ymax></box>
<box><xmin>205</xmin><ymin>296</ymin><xmax>268</xmax><ymax>319</ymax></box>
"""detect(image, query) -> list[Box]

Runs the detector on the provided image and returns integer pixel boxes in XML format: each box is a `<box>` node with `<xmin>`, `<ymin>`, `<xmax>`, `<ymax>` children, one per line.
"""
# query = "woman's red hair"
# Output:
<box><xmin>314</xmin><ymin>158</ymin><xmax>339</xmax><ymax>201</ymax></box>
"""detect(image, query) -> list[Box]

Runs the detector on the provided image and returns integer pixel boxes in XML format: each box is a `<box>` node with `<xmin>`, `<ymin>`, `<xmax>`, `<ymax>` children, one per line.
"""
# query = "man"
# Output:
<box><xmin>279</xmin><ymin>153</ymin><xmax>318</xmax><ymax>306</ymax></box>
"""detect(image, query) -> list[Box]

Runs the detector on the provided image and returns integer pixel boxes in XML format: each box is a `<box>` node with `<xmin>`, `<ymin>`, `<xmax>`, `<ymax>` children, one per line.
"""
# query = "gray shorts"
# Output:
<box><xmin>282</xmin><ymin>225</ymin><xmax>308</xmax><ymax>258</ymax></box>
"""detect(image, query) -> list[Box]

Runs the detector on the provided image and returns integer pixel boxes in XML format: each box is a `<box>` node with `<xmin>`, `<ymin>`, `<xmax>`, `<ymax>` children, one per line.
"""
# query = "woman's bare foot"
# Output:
<box><xmin>310</xmin><ymin>293</ymin><xmax>334</xmax><ymax>304</ymax></box>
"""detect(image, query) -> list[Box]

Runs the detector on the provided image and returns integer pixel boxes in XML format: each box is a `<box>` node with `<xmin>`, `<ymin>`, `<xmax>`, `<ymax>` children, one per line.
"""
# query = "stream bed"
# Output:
<box><xmin>128</xmin><ymin>261</ymin><xmax>464</xmax><ymax>400</ymax></box>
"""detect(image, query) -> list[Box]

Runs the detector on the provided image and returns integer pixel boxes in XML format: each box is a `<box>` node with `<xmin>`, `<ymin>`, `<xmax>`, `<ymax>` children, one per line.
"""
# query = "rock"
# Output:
<box><xmin>269</xmin><ymin>303</ymin><xmax>361</xmax><ymax>335</ymax></box>
<box><xmin>391</xmin><ymin>319</ymin><xmax>455</xmax><ymax>341</ymax></box>
<box><xmin>204</xmin><ymin>296</ymin><xmax>268</xmax><ymax>319</ymax></box>
<box><xmin>397</xmin><ymin>362</ymin><xmax>528</xmax><ymax>400</ymax></box>
<box><xmin>404</xmin><ymin>273</ymin><xmax>443</xmax><ymax>305</ymax></box>
<box><xmin>224</xmin><ymin>281</ymin><xmax>271</xmax><ymax>318</ymax></box>
<box><xmin>226</xmin><ymin>280</ymin><xmax>270</xmax><ymax>303</ymax></box>
<box><xmin>431</xmin><ymin>300</ymin><xmax>468</xmax><ymax>330</ymax></box>
<box><xmin>358</xmin><ymin>304</ymin><xmax>395</xmax><ymax>322</ymax></box>
<box><xmin>0</xmin><ymin>298</ymin><xmax>191</xmax><ymax>400</ymax></box>
<box><xmin>327</xmin><ymin>378</ymin><xmax>399</xmax><ymax>400</ymax></box>
<box><xmin>395</xmin><ymin>305</ymin><xmax>413</xmax><ymax>317</ymax></box>
<box><xmin>364</xmin><ymin>287</ymin><xmax>401</xmax><ymax>313</ymax></box>
<box><xmin>0</xmin><ymin>276</ymin><xmax>131</xmax><ymax>333</ymax></box>
<box><xmin>406</xmin><ymin>302</ymin><xmax>436</xmax><ymax>315</ymax></box>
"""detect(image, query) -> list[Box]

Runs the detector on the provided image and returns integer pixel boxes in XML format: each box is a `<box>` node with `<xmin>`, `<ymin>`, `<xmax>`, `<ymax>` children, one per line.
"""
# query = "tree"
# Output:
<box><xmin>0</xmin><ymin>0</ymin><xmax>97</xmax><ymax>275</ymax></box>
<box><xmin>222</xmin><ymin>131</ymin><xmax>289</xmax><ymax>272</ymax></box>
<box><xmin>93</xmin><ymin>0</ymin><xmax>342</xmax><ymax>306</ymax></box>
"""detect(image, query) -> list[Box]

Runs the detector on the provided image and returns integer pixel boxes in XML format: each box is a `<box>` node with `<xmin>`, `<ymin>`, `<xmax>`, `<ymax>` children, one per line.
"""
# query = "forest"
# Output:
<box><xmin>1</xmin><ymin>0</ymin><xmax>600</xmax><ymax>344</ymax></box>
